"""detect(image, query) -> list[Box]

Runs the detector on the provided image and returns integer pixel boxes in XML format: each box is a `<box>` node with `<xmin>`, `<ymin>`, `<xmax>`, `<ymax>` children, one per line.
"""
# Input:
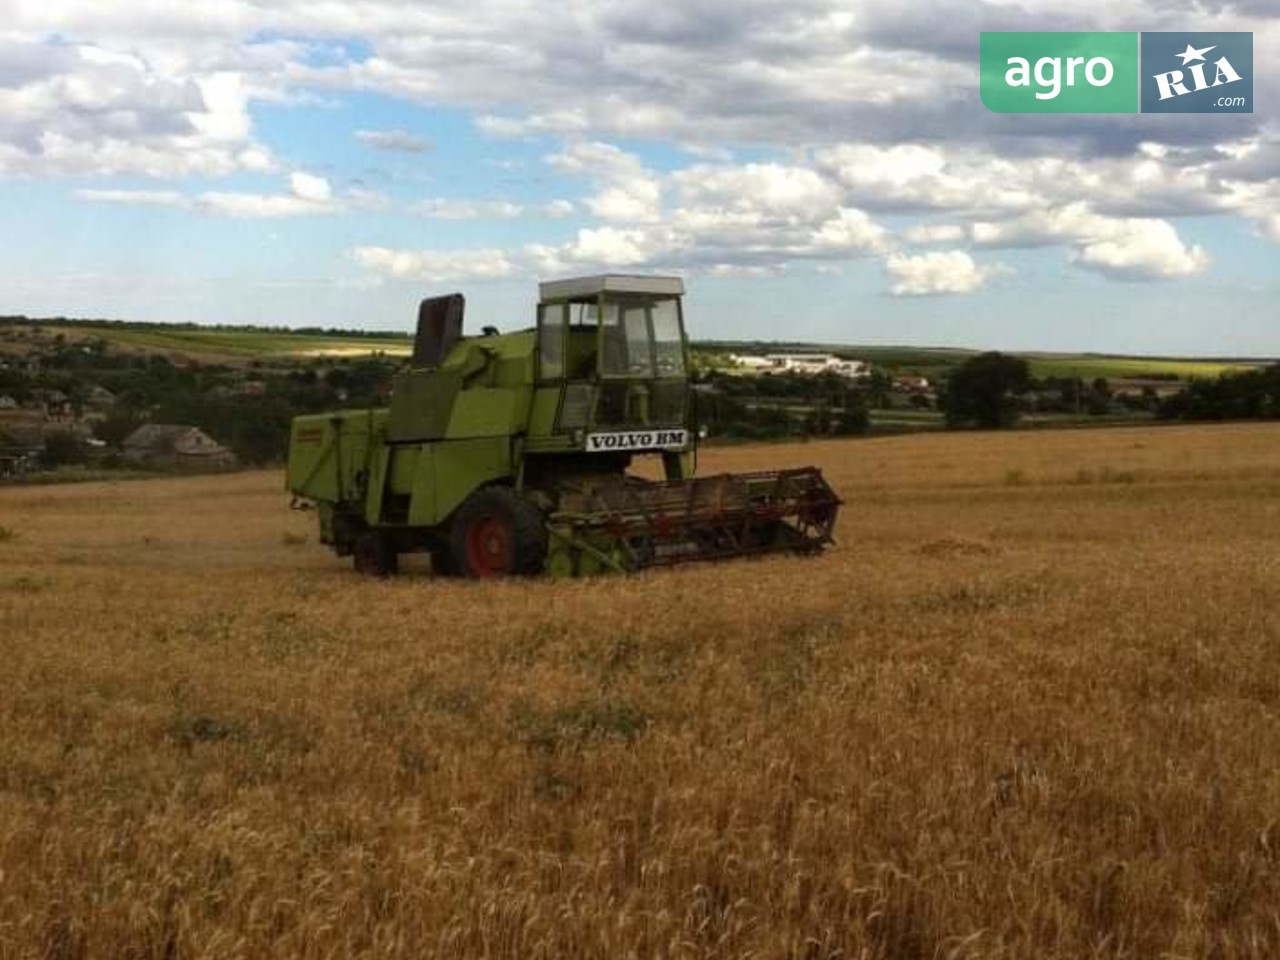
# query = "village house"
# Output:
<box><xmin>891</xmin><ymin>375</ymin><xmax>932</xmax><ymax>393</ymax></box>
<box><xmin>32</xmin><ymin>388</ymin><xmax>73</xmax><ymax>420</ymax></box>
<box><xmin>84</xmin><ymin>384</ymin><xmax>116</xmax><ymax>410</ymax></box>
<box><xmin>0</xmin><ymin>407</ymin><xmax>46</xmax><ymax>474</ymax></box>
<box><xmin>123</xmin><ymin>424</ymin><xmax>237</xmax><ymax>470</ymax></box>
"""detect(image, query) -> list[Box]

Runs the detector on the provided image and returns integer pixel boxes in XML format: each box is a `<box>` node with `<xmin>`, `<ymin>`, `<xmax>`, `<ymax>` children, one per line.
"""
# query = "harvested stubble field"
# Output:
<box><xmin>3</xmin><ymin>423</ymin><xmax>1280</xmax><ymax>960</ymax></box>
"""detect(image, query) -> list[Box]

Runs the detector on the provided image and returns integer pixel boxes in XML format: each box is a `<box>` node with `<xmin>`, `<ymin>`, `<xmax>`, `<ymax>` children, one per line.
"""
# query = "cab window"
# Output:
<box><xmin>601</xmin><ymin>301</ymin><xmax>655</xmax><ymax>377</ymax></box>
<box><xmin>538</xmin><ymin>303</ymin><xmax>565</xmax><ymax>379</ymax></box>
<box><xmin>651</xmin><ymin>299</ymin><xmax>685</xmax><ymax>376</ymax></box>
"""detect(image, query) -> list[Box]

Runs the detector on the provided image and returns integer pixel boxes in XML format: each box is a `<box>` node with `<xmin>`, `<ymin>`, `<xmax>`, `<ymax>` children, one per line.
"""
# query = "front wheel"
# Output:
<box><xmin>450</xmin><ymin>487</ymin><xmax>547</xmax><ymax>578</ymax></box>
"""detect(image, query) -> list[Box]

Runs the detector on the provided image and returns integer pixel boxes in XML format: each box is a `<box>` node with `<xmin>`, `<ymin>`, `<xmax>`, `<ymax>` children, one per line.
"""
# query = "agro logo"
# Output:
<box><xmin>1141</xmin><ymin>33</ymin><xmax>1253</xmax><ymax>113</ymax></box>
<box><xmin>980</xmin><ymin>33</ymin><xmax>1138</xmax><ymax>113</ymax></box>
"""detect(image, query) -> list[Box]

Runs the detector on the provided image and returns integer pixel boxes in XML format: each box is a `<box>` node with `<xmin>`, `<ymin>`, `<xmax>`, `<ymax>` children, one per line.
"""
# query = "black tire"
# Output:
<box><xmin>429</xmin><ymin>542</ymin><xmax>457</xmax><ymax>577</ymax></box>
<box><xmin>450</xmin><ymin>487</ymin><xmax>547</xmax><ymax>578</ymax></box>
<box><xmin>353</xmin><ymin>532</ymin><xmax>399</xmax><ymax>577</ymax></box>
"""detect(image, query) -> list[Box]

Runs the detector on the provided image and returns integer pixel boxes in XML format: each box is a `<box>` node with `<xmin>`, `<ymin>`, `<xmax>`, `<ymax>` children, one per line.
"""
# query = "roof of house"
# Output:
<box><xmin>124</xmin><ymin>423</ymin><xmax>201</xmax><ymax>450</ymax></box>
<box><xmin>124</xmin><ymin>423</ymin><xmax>233</xmax><ymax>459</ymax></box>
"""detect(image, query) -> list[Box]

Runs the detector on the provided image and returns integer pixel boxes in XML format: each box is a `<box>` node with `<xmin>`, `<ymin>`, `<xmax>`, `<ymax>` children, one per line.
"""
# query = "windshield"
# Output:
<box><xmin>539</xmin><ymin>295</ymin><xmax>686</xmax><ymax>380</ymax></box>
<box><xmin>600</xmin><ymin>297</ymin><xmax>685</xmax><ymax>378</ymax></box>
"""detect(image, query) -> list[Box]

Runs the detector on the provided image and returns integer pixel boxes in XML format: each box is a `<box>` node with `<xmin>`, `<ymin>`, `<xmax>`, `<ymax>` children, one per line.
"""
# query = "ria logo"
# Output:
<box><xmin>1142</xmin><ymin>33</ymin><xmax>1253</xmax><ymax>113</ymax></box>
<box><xmin>1153</xmin><ymin>43</ymin><xmax>1242</xmax><ymax>100</ymax></box>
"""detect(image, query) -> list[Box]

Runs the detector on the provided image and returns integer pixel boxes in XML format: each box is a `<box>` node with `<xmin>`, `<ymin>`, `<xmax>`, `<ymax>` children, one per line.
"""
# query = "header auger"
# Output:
<box><xmin>286</xmin><ymin>275</ymin><xmax>841</xmax><ymax>578</ymax></box>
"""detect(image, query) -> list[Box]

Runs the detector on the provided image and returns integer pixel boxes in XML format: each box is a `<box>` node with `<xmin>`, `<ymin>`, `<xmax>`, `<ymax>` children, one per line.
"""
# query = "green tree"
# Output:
<box><xmin>43</xmin><ymin>431</ymin><xmax>89</xmax><ymax>466</ymax></box>
<box><xmin>93</xmin><ymin>409</ymin><xmax>144</xmax><ymax>447</ymax></box>
<box><xmin>943</xmin><ymin>352</ymin><xmax>1031</xmax><ymax>429</ymax></box>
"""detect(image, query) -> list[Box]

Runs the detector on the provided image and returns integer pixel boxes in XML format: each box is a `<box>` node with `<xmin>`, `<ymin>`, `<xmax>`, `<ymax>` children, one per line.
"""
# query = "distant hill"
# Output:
<box><xmin>1</xmin><ymin>316</ymin><xmax>1270</xmax><ymax>379</ymax></box>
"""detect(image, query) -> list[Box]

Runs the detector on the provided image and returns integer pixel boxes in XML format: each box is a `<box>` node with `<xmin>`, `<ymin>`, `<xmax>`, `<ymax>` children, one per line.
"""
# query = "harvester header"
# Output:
<box><xmin>287</xmin><ymin>276</ymin><xmax>841</xmax><ymax>577</ymax></box>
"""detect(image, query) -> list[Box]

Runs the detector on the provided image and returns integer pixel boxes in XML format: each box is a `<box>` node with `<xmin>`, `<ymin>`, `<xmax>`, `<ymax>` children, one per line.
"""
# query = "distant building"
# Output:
<box><xmin>0</xmin><ymin>449</ymin><xmax>39</xmax><ymax>477</ymax></box>
<box><xmin>33</xmin><ymin>389</ymin><xmax>72</xmax><ymax>420</ymax></box>
<box><xmin>728</xmin><ymin>353</ymin><xmax>869</xmax><ymax>379</ymax></box>
<box><xmin>0</xmin><ymin>407</ymin><xmax>46</xmax><ymax>451</ymax></box>
<box><xmin>84</xmin><ymin>385</ymin><xmax>116</xmax><ymax>410</ymax></box>
<box><xmin>729</xmin><ymin>354</ymin><xmax>776</xmax><ymax>372</ymax></box>
<box><xmin>892</xmin><ymin>375</ymin><xmax>932</xmax><ymax>393</ymax></box>
<box><xmin>123</xmin><ymin>424</ymin><xmax>237</xmax><ymax>470</ymax></box>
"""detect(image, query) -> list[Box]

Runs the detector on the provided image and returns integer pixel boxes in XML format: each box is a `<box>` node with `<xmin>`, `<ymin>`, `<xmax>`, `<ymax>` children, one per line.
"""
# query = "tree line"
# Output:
<box><xmin>940</xmin><ymin>352</ymin><xmax>1280</xmax><ymax>429</ymax></box>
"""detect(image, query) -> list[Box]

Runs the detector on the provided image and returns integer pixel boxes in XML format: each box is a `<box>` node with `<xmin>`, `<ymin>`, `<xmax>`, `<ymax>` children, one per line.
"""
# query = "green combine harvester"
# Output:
<box><xmin>286</xmin><ymin>275</ymin><xmax>841</xmax><ymax>577</ymax></box>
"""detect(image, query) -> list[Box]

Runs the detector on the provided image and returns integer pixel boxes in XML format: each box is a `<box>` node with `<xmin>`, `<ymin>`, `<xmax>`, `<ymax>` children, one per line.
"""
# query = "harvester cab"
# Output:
<box><xmin>527</xmin><ymin>275</ymin><xmax>692</xmax><ymax>478</ymax></box>
<box><xmin>287</xmin><ymin>275</ymin><xmax>840</xmax><ymax>578</ymax></box>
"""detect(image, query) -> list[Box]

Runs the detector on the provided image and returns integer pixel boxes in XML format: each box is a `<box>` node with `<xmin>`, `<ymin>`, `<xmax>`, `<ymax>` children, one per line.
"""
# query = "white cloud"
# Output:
<box><xmin>903</xmin><ymin>223</ymin><xmax>966</xmax><ymax>244</ymax></box>
<box><xmin>289</xmin><ymin>171</ymin><xmax>331</xmax><ymax>203</ymax></box>
<box><xmin>477</xmin><ymin>111</ymin><xmax>591</xmax><ymax>138</ymax></box>
<box><xmin>810</xmin><ymin>208</ymin><xmax>889</xmax><ymax>253</ymax></box>
<box><xmin>817</xmin><ymin>144</ymin><xmax>1045</xmax><ymax>215</ymax></box>
<box><xmin>411</xmin><ymin>198</ymin><xmax>575</xmax><ymax>219</ymax></box>
<box><xmin>548</xmin><ymin>141</ymin><xmax>661</xmax><ymax>223</ymax></box>
<box><xmin>354</xmin><ymin>128</ymin><xmax>434</xmax><ymax>153</ymax></box>
<box><xmin>0</xmin><ymin>43</ymin><xmax>273</xmax><ymax>178</ymax></box>
<box><xmin>564</xmin><ymin>227</ymin><xmax>655</xmax><ymax>267</ymax></box>
<box><xmin>706</xmin><ymin>263</ymin><xmax>780</xmax><ymax>277</ymax></box>
<box><xmin>351</xmin><ymin>246</ymin><xmax>515</xmax><ymax>281</ymax></box>
<box><xmin>673</xmin><ymin>163</ymin><xmax>842</xmax><ymax>221</ymax></box>
<box><xmin>973</xmin><ymin>203</ymin><xmax>1209</xmax><ymax>280</ymax></box>
<box><xmin>74</xmin><ymin>174</ymin><xmax>352</xmax><ymax>218</ymax></box>
<box><xmin>589</xmin><ymin>182</ymin><xmax>661</xmax><ymax>222</ymax></box>
<box><xmin>200</xmin><ymin>191</ymin><xmax>330</xmax><ymax>218</ymax></box>
<box><xmin>413</xmin><ymin>198</ymin><xmax>523</xmax><ymax>220</ymax></box>
<box><xmin>75</xmin><ymin>188</ymin><xmax>189</xmax><ymax>207</ymax></box>
<box><xmin>542</xmin><ymin>199</ymin><xmax>576</xmax><ymax>218</ymax></box>
<box><xmin>885</xmin><ymin>250</ymin><xmax>1004</xmax><ymax>296</ymax></box>
<box><xmin>1072</xmin><ymin>222</ymin><xmax>1210</xmax><ymax>280</ymax></box>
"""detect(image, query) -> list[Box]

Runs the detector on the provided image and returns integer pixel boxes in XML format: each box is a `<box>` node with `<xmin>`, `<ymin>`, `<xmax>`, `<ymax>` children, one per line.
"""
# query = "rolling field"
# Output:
<box><xmin>1021</xmin><ymin>355</ymin><xmax>1257</xmax><ymax>382</ymax></box>
<box><xmin>3</xmin><ymin>424</ymin><xmax>1280</xmax><ymax>958</ymax></box>
<box><xmin>57</xmin><ymin>325</ymin><xmax>413</xmax><ymax>360</ymax></box>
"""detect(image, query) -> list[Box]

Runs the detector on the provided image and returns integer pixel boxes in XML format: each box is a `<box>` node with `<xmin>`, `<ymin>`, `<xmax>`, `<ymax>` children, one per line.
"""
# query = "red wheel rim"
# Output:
<box><xmin>465</xmin><ymin>515</ymin><xmax>512</xmax><ymax>577</ymax></box>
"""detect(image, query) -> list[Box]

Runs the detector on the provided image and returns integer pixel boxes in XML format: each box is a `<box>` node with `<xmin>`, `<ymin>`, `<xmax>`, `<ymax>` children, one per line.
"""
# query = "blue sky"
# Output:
<box><xmin>0</xmin><ymin>3</ymin><xmax>1276</xmax><ymax>354</ymax></box>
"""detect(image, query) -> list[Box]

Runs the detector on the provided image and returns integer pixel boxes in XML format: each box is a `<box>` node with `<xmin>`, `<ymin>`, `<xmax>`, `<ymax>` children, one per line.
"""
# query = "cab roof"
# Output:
<box><xmin>538</xmin><ymin>274</ymin><xmax>685</xmax><ymax>301</ymax></box>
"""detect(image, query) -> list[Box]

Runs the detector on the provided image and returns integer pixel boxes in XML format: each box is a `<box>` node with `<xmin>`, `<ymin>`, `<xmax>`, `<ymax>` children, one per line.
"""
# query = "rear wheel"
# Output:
<box><xmin>353</xmin><ymin>532</ymin><xmax>398</xmax><ymax>577</ymax></box>
<box><xmin>451</xmin><ymin>487</ymin><xmax>547</xmax><ymax>578</ymax></box>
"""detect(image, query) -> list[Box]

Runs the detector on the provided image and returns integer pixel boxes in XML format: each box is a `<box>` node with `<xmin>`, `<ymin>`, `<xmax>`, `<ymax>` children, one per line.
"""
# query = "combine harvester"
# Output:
<box><xmin>287</xmin><ymin>276</ymin><xmax>841</xmax><ymax>577</ymax></box>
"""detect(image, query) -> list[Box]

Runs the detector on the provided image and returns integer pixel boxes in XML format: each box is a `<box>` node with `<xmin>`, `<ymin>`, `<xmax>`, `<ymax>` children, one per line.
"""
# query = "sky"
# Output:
<box><xmin>0</xmin><ymin>1</ymin><xmax>1276</xmax><ymax>355</ymax></box>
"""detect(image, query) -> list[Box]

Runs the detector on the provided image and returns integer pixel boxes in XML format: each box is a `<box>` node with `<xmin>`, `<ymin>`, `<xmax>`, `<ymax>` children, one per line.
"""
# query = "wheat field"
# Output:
<box><xmin>3</xmin><ymin>423</ymin><xmax>1280</xmax><ymax>959</ymax></box>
